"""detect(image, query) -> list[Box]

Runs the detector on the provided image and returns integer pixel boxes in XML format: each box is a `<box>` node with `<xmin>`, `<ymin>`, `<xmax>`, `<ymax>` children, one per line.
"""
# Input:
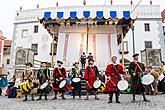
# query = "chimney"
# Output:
<box><xmin>130</xmin><ymin>0</ymin><xmax>133</xmax><ymax>5</ymax></box>
<box><xmin>110</xmin><ymin>0</ymin><xmax>113</xmax><ymax>5</ymax></box>
<box><xmin>20</xmin><ymin>6</ymin><xmax>22</xmax><ymax>11</ymax></box>
<box><xmin>56</xmin><ymin>2</ymin><xmax>58</xmax><ymax>7</ymax></box>
<box><xmin>83</xmin><ymin>0</ymin><xmax>86</xmax><ymax>6</ymax></box>
<box><xmin>150</xmin><ymin>0</ymin><xmax>152</xmax><ymax>5</ymax></box>
<box><xmin>37</xmin><ymin>4</ymin><xmax>39</xmax><ymax>8</ymax></box>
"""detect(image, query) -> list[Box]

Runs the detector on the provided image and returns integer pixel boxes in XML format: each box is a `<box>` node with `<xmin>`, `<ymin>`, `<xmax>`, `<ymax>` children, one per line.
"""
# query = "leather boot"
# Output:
<box><xmin>115</xmin><ymin>92</ymin><xmax>120</xmax><ymax>103</ymax></box>
<box><xmin>108</xmin><ymin>93</ymin><xmax>113</xmax><ymax>103</ymax></box>
<box><xmin>45</xmin><ymin>95</ymin><xmax>48</xmax><ymax>100</ymax></box>
<box><xmin>23</xmin><ymin>95</ymin><xmax>28</xmax><ymax>101</ymax></box>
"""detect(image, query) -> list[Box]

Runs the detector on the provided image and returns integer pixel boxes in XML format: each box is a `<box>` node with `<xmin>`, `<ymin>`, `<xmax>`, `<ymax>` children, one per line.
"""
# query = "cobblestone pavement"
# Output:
<box><xmin>0</xmin><ymin>94</ymin><xmax>165</xmax><ymax>110</ymax></box>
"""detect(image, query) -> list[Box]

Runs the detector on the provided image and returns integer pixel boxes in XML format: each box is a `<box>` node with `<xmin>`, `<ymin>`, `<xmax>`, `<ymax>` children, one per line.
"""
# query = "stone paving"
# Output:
<box><xmin>0</xmin><ymin>94</ymin><xmax>165</xmax><ymax>110</ymax></box>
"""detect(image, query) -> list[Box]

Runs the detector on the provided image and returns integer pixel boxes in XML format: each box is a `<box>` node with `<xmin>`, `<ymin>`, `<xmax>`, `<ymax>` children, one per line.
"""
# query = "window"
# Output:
<box><xmin>22</xmin><ymin>29</ymin><xmax>28</xmax><ymax>38</ymax></box>
<box><xmin>31</xmin><ymin>44</ymin><xmax>38</xmax><ymax>55</ymax></box>
<box><xmin>144</xmin><ymin>23</ymin><xmax>150</xmax><ymax>31</ymax></box>
<box><xmin>119</xmin><ymin>41</ymin><xmax>129</xmax><ymax>54</ymax></box>
<box><xmin>34</xmin><ymin>25</ymin><xmax>38</xmax><ymax>33</ymax></box>
<box><xmin>145</xmin><ymin>41</ymin><xmax>152</xmax><ymax>48</ymax></box>
<box><xmin>50</xmin><ymin>43</ymin><xmax>57</xmax><ymax>55</ymax></box>
<box><xmin>6</xmin><ymin>59</ymin><xmax>10</xmax><ymax>65</ymax></box>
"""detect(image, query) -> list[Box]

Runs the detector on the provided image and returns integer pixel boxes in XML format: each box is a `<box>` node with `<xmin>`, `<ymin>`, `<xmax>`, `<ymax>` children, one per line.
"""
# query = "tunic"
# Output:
<box><xmin>37</xmin><ymin>68</ymin><xmax>50</xmax><ymax>93</ymax></box>
<box><xmin>84</xmin><ymin>66</ymin><xmax>99</xmax><ymax>90</ymax></box>
<box><xmin>105</xmin><ymin>64</ymin><xmax>125</xmax><ymax>92</ymax></box>
<box><xmin>69</xmin><ymin>67</ymin><xmax>83</xmax><ymax>91</ymax></box>
<box><xmin>37</xmin><ymin>68</ymin><xmax>50</xmax><ymax>85</ymax></box>
<box><xmin>21</xmin><ymin>68</ymin><xmax>36</xmax><ymax>95</ymax></box>
<box><xmin>52</xmin><ymin>67</ymin><xmax>66</xmax><ymax>91</ymax></box>
<box><xmin>128</xmin><ymin>61</ymin><xmax>145</xmax><ymax>93</ymax></box>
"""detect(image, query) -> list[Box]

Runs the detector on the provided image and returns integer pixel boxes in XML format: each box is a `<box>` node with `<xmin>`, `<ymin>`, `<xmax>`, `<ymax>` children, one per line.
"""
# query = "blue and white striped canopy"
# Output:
<box><xmin>42</xmin><ymin>10</ymin><xmax>134</xmax><ymax>20</ymax></box>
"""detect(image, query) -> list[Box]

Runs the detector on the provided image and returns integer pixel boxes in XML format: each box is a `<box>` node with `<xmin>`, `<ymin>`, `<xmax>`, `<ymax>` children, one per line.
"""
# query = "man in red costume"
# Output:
<box><xmin>105</xmin><ymin>56</ymin><xmax>125</xmax><ymax>103</ymax></box>
<box><xmin>84</xmin><ymin>59</ymin><xmax>99</xmax><ymax>100</ymax></box>
<box><xmin>52</xmin><ymin>60</ymin><xmax>66</xmax><ymax>100</ymax></box>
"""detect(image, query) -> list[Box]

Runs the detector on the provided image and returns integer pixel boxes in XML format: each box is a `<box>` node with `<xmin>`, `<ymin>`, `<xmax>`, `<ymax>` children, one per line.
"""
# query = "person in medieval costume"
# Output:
<box><xmin>36</xmin><ymin>62</ymin><xmax>50</xmax><ymax>100</ymax></box>
<box><xmin>84</xmin><ymin>59</ymin><xmax>99</xmax><ymax>100</ymax></box>
<box><xmin>147</xmin><ymin>66</ymin><xmax>159</xmax><ymax>95</ymax></box>
<box><xmin>68</xmin><ymin>62</ymin><xmax>83</xmax><ymax>99</ymax></box>
<box><xmin>128</xmin><ymin>53</ymin><xmax>150</xmax><ymax>103</ymax></box>
<box><xmin>52</xmin><ymin>60</ymin><xmax>66</xmax><ymax>100</ymax></box>
<box><xmin>87</xmin><ymin>53</ymin><xmax>93</xmax><ymax>66</ymax></box>
<box><xmin>158</xmin><ymin>61</ymin><xmax>165</xmax><ymax>93</ymax></box>
<box><xmin>105</xmin><ymin>56</ymin><xmax>125</xmax><ymax>103</ymax></box>
<box><xmin>21</xmin><ymin>62</ymin><xmax>36</xmax><ymax>101</ymax></box>
<box><xmin>80</xmin><ymin>52</ymin><xmax>86</xmax><ymax>69</ymax></box>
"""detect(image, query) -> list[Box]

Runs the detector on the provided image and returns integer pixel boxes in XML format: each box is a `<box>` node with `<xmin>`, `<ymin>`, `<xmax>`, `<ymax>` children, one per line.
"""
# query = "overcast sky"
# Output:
<box><xmin>0</xmin><ymin>0</ymin><xmax>164</xmax><ymax>39</ymax></box>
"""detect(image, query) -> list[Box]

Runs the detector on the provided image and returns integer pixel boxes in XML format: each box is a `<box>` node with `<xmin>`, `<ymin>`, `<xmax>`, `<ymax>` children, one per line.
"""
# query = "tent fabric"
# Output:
<box><xmin>42</xmin><ymin>10</ymin><xmax>135</xmax><ymax>20</ymax></box>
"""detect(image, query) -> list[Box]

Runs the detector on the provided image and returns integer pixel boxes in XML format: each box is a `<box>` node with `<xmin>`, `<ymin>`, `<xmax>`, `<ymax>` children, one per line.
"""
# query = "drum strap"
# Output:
<box><xmin>112</xmin><ymin>64</ymin><xmax>121</xmax><ymax>79</ymax></box>
<box><xmin>133</xmin><ymin>62</ymin><xmax>144</xmax><ymax>75</ymax></box>
<box><xmin>88</xmin><ymin>66</ymin><xmax>97</xmax><ymax>77</ymax></box>
<box><xmin>57</xmin><ymin>68</ymin><xmax>62</xmax><ymax>76</ymax></box>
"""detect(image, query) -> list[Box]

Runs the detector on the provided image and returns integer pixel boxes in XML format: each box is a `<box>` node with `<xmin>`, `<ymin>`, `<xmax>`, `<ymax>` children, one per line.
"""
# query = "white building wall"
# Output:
<box><xmin>2</xmin><ymin>54</ymin><xmax>10</xmax><ymax>73</ymax></box>
<box><xmin>120</xmin><ymin>19</ymin><xmax>164</xmax><ymax>62</ymax></box>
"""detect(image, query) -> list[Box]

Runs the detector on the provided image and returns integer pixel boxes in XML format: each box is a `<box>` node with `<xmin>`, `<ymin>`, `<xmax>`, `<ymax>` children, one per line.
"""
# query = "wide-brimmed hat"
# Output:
<box><xmin>132</xmin><ymin>53</ymin><xmax>139</xmax><ymax>58</ymax></box>
<box><xmin>41</xmin><ymin>62</ymin><xmax>47</xmax><ymax>64</ymax></box>
<box><xmin>57</xmin><ymin>60</ymin><xmax>63</xmax><ymax>64</ymax></box>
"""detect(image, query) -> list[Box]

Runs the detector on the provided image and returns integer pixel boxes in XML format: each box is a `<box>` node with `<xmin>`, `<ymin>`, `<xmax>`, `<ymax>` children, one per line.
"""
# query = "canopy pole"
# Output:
<box><xmin>86</xmin><ymin>22</ymin><xmax>89</xmax><ymax>54</ymax></box>
<box><xmin>51</xmin><ymin>33</ymin><xmax>55</xmax><ymax>67</ymax></box>
<box><xmin>121</xmin><ymin>32</ymin><xmax>125</xmax><ymax>67</ymax></box>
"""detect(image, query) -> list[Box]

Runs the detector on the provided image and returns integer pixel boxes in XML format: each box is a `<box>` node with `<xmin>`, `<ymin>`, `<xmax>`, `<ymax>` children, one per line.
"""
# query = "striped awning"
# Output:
<box><xmin>42</xmin><ymin>10</ymin><xmax>135</xmax><ymax>20</ymax></box>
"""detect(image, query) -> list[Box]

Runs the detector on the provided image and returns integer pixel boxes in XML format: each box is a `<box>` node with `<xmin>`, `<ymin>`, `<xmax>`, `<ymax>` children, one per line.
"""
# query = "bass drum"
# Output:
<box><xmin>117</xmin><ymin>80</ymin><xmax>128</xmax><ymax>91</ymax></box>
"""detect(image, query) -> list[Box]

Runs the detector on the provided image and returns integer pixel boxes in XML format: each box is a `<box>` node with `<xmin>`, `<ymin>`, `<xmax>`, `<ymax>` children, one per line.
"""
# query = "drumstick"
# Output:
<box><xmin>108</xmin><ymin>79</ymin><xmax>116</xmax><ymax>86</ymax></box>
<box><xmin>86</xmin><ymin>81</ymin><xmax>92</xmax><ymax>89</ymax></box>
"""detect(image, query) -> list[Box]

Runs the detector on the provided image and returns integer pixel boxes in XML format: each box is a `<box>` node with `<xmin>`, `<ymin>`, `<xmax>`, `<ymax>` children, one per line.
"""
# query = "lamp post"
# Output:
<box><xmin>131</xmin><ymin>26</ymin><xmax>135</xmax><ymax>54</ymax></box>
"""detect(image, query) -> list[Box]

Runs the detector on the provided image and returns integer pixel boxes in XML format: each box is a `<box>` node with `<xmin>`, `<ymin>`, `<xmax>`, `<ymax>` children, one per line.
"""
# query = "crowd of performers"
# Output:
<box><xmin>1</xmin><ymin>53</ymin><xmax>165</xmax><ymax>103</ymax></box>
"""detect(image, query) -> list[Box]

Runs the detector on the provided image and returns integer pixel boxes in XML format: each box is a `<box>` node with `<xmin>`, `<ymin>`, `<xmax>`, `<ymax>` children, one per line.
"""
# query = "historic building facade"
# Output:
<box><xmin>10</xmin><ymin>5</ymin><xmax>164</xmax><ymax>74</ymax></box>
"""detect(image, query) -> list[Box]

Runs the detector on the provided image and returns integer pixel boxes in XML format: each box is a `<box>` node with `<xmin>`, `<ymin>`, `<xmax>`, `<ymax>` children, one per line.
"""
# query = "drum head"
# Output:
<box><xmin>158</xmin><ymin>74</ymin><xmax>165</xmax><ymax>81</ymax></box>
<box><xmin>117</xmin><ymin>80</ymin><xmax>128</xmax><ymax>91</ymax></box>
<box><xmin>65</xmin><ymin>78</ymin><xmax>72</xmax><ymax>84</ymax></box>
<box><xmin>141</xmin><ymin>74</ymin><xmax>154</xmax><ymax>85</ymax></box>
<box><xmin>40</xmin><ymin>82</ymin><xmax>48</xmax><ymax>89</ymax></box>
<box><xmin>59</xmin><ymin>80</ymin><xmax>66</xmax><ymax>88</ymax></box>
<box><xmin>72</xmin><ymin>78</ymin><xmax>81</xmax><ymax>83</ymax></box>
<box><xmin>93</xmin><ymin>80</ymin><xmax>101</xmax><ymax>89</ymax></box>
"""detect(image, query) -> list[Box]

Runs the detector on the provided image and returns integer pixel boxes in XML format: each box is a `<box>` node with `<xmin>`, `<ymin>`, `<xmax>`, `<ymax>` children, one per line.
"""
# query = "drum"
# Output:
<box><xmin>59</xmin><ymin>80</ymin><xmax>71</xmax><ymax>92</ymax></box>
<box><xmin>93</xmin><ymin>80</ymin><xmax>106</xmax><ymax>92</ymax></box>
<box><xmin>19</xmin><ymin>81</ymin><xmax>32</xmax><ymax>94</ymax></box>
<box><xmin>72</xmin><ymin>78</ymin><xmax>81</xmax><ymax>83</ymax></box>
<box><xmin>40</xmin><ymin>82</ymin><xmax>52</xmax><ymax>94</ymax></box>
<box><xmin>65</xmin><ymin>78</ymin><xmax>72</xmax><ymax>84</ymax></box>
<box><xmin>93</xmin><ymin>80</ymin><xmax>101</xmax><ymax>89</ymax></box>
<box><xmin>141</xmin><ymin>74</ymin><xmax>154</xmax><ymax>85</ymax></box>
<box><xmin>158</xmin><ymin>74</ymin><xmax>164</xmax><ymax>81</ymax></box>
<box><xmin>43</xmin><ymin>86</ymin><xmax>52</xmax><ymax>94</ymax></box>
<box><xmin>117</xmin><ymin>80</ymin><xmax>128</xmax><ymax>91</ymax></box>
<box><xmin>40</xmin><ymin>82</ymin><xmax>48</xmax><ymax>89</ymax></box>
